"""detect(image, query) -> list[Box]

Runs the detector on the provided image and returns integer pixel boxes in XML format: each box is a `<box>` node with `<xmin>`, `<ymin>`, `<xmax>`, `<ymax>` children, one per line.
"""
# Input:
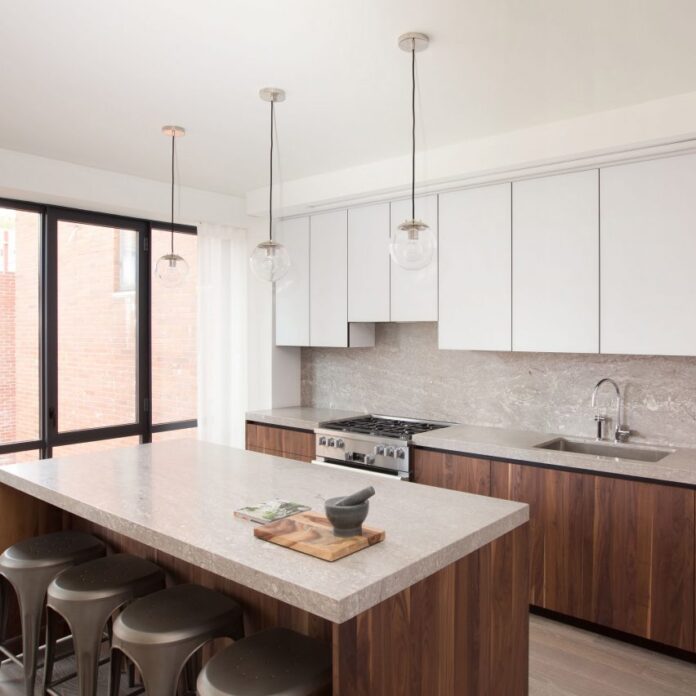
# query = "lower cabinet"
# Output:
<box><xmin>413</xmin><ymin>447</ymin><xmax>696</xmax><ymax>652</ymax></box>
<box><xmin>245</xmin><ymin>422</ymin><xmax>315</xmax><ymax>463</ymax></box>
<box><xmin>412</xmin><ymin>448</ymin><xmax>491</xmax><ymax>495</ymax></box>
<box><xmin>491</xmin><ymin>460</ymin><xmax>695</xmax><ymax>652</ymax></box>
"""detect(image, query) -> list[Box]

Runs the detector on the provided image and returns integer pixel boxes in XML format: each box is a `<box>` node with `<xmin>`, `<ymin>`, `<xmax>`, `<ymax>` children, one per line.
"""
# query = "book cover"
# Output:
<box><xmin>235</xmin><ymin>499</ymin><xmax>311</xmax><ymax>524</ymax></box>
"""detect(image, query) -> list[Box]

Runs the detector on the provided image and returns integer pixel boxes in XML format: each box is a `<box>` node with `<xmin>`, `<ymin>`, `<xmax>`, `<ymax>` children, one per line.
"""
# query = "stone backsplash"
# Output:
<box><xmin>301</xmin><ymin>323</ymin><xmax>696</xmax><ymax>448</ymax></box>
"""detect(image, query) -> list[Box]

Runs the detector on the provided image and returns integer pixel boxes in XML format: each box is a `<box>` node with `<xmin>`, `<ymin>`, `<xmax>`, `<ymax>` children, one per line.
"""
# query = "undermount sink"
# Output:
<box><xmin>535</xmin><ymin>438</ymin><xmax>673</xmax><ymax>463</ymax></box>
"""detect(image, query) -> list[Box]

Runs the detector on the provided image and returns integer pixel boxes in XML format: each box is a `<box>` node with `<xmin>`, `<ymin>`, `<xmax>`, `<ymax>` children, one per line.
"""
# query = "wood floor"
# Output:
<box><xmin>1</xmin><ymin>615</ymin><xmax>694</xmax><ymax>695</ymax></box>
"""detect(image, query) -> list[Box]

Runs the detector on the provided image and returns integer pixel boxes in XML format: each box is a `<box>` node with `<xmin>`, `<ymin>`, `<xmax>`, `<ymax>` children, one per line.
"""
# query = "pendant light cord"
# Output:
<box><xmin>269</xmin><ymin>99</ymin><xmax>275</xmax><ymax>241</ymax></box>
<box><xmin>170</xmin><ymin>133</ymin><xmax>175</xmax><ymax>255</ymax></box>
<box><xmin>411</xmin><ymin>38</ymin><xmax>416</xmax><ymax>221</ymax></box>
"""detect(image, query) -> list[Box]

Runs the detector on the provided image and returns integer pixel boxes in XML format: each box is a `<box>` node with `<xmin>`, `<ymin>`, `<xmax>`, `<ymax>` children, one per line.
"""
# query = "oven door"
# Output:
<box><xmin>312</xmin><ymin>459</ymin><xmax>408</xmax><ymax>480</ymax></box>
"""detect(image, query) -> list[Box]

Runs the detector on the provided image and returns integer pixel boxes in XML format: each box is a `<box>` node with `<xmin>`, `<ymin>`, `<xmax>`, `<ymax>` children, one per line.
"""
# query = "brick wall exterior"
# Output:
<box><xmin>0</xmin><ymin>209</ymin><xmax>196</xmax><ymax>451</ymax></box>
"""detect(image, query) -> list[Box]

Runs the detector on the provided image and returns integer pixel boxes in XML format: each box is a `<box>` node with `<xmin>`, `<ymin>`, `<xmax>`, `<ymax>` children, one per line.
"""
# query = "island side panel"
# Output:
<box><xmin>332</xmin><ymin>524</ymin><xmax>529</xmax><ymax>696</ymax></box>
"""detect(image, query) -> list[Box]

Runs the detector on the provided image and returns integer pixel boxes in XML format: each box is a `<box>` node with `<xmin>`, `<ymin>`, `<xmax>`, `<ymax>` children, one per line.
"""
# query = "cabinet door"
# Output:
<box><xmin>601</xmin><ymin>154</ymin><xmax>696</xmax><ymax>355</ymax></box>
<box><xmin>310</xmin><ymin>210</ymin><xmax>348</xmax><ymax>347</ymax></box>
<box><xmin>348</xmin><ymin>203</ymin><xmax>390</xmax><ymax>322</ymax></box>
<box><xmin>590</xmin><ymin>477</ymin><xmax>694</xmax><ymax>650</ymax></box>
<box><xmin>390</xmin><ymin>195</ymin><xmax>438</xmax><ymax>321</ymax></box>
<box><xmin>491</xmin><ymin>461</ymin><xmax>594</xmax><ymax>617</ymax></box>
<box><xmin>512</xmin><ymin>170</ymin><xmax>599</xmax><ymax>353</ymax></box>
<box><xmin>245</xmin><ymin>422</ymin><xmax>315</xmax><ymax>463</ymax></box>
<box><xmin>275</xmin><ymin>217</ymin><xmax>310</xmax><ymax>346</ymax></box>
<box><xmin>439</xmin><ymin>184</ymin><xmax>511</xmax><ymax>350</ymax></box>
<box><xmin>412</xmin><ymin>449</ymin><xmax>490</xmax><ymax>495</ymax></box>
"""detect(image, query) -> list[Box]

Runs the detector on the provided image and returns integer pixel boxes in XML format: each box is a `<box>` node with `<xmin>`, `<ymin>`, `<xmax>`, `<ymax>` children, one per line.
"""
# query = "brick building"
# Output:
<box><xmin>0</xmin><ymin>207</ymin><xmax>197</xmax><ymax>457</ymax></box>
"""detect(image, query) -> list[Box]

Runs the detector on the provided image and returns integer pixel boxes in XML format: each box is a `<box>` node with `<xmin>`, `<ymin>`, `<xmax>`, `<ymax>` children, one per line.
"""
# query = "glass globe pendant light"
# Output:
<box><xmin>156</xmin><ymin>125</ymin><xmax>189</xmax><ymax>287</ymax></box>
<box><xmin>390</xmin><ymin>32</ymin><xmax>436</xmax><ymax>271</ymax></box>
<box><xmin>249</xmin><ymin>88</ymin><xmax>291</xmax><ymax>282</ymax></box>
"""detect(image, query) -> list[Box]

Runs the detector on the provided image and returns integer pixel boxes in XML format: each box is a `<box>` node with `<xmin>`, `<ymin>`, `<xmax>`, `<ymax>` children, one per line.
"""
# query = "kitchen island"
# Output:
<box><xmin>0</xmin><ymin>440</ymin><xmax>529</xmax><ymax>695</ymax></box>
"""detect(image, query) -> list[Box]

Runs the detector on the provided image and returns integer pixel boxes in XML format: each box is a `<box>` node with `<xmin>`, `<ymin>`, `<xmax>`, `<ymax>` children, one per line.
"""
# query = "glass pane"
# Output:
<box><xmin>52</xmin><ymin>436</ymin><xmax>139</xmax><ymax>458</ymax></box>
<box><xmin>57</xmin><ymin>221</ymin><xmax>138</xmax><ymax>431</ymax></box>
<box><xmin>0</xmin><ymin>449</ymin><xmax>40</xmax><ymax>465</ymax></box>
<box><xmin>151</xmin><ymin>427</ymin><xmax>197</xmax><ymax>442</ymax></box>
<box><xmin>0</xmin><ymin>208</ymin><xmax>40</xmax><ymax>445</ymax></box>
<box><xmin>151</xmin><ymin>230</ymin><xmax>197</xmax><ymax>423</ymax></box>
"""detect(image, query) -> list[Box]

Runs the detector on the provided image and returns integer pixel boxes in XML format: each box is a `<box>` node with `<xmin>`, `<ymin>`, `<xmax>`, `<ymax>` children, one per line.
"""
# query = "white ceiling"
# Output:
<box><xmin>2</xmin><ymin>0</ymin><xmax>696</xmax><ymax>197</ymax></box>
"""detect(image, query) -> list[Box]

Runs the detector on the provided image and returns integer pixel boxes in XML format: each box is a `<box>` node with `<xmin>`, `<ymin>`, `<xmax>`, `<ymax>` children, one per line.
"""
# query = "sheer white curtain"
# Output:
<box><xmin>197</xmin><ymin>223</ymin><xmax>248</xmax><ymax>448</ymax></box>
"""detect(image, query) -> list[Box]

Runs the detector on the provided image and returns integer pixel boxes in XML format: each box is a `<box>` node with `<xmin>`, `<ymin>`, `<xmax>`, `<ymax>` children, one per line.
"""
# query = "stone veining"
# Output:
<box><xmin>302</xmin><ymin>323</ymin><xmax>696</xmax><ymax>448</ymax></box>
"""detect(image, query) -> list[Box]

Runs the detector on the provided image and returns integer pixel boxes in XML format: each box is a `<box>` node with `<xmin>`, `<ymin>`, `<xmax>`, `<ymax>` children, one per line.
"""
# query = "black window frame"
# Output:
<box><xmin>0</xmin><ymin>196</ymin><xmax>197</xmax><ymax>461</ymax></box>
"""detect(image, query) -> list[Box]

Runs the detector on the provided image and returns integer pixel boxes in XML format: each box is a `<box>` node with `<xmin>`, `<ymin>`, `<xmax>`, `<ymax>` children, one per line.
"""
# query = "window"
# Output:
<box><xmin>0</xmin><ymin>207</ymin><xmax>41</xmax><ymax>449</ymax></box>
<box><xmin>0</xmin><ymin>198</ymin><xmax>197</xmax><ymax>464</ymax></box>
<box><xmin>151</xmin><ymin>228</ymin><xmax>197</xmax><ymax>425</ymax></box>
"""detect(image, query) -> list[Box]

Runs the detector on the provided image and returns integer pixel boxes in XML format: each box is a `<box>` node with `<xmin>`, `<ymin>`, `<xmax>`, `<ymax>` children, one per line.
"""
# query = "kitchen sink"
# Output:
<box><xmin>535</xmin><ymin>438</ymin><xmax>673</xmax><ymax>463</ymax></box>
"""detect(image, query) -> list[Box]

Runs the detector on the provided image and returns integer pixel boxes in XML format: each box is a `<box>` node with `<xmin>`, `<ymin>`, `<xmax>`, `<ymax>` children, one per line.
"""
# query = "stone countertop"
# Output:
<box><xmin>245</xmin><ymin>407</ymin><xmax>364</xmax><ymax>431</ymax></box>
<box><xmin>412</xmin><ymin>424</ymin><xmax>696</xmax><ymax>487</ymax></box>
<box><xmin>0</xmin><ymin>440</ymin><xmax>528</xmax><ymax>623</ymax></box>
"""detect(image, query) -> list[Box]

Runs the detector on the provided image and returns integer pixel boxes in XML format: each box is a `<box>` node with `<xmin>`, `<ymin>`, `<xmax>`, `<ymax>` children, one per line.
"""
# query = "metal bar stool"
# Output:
<box><xmin>196</xmin><ymin>627</ymin><xmax>332</xmax><ymax>696</ymax></box>
<box><xmin>108</xmin><ymin>584</ymin><xmax>244</xmax><ymax>696</ymax></box>
<box><xmin>43</xmin><ymin>553</ymin><xmax>165</xmax><ymax>696</ymax></box>
<box><xmin>0</xmin><ymin>530</ymin><xmax>105</xmax><ymax>696</ymax></box>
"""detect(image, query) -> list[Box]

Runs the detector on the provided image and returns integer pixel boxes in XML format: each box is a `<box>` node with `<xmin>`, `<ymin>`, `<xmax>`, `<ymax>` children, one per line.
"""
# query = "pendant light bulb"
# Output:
<box><xmin>390</xmin><ymin>33</ymin><xmax>436</xmax><ymax>271</ymax></box>
<box><xmin>156</xmin><ymin>125</ymin><xmax>188</xmax><ymax>288</ymax></box>
<box><xmin>250</xmin><ymin>88</ymin><xmax>291</xmax><ymax>283</ymax></box>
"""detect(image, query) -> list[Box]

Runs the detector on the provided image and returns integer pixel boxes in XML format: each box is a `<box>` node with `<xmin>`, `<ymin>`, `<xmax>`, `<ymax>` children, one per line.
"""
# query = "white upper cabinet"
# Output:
<box><xmin>390</xmin><ymin>195</ymin><xmax>438</xmax><ymax>322</ymax></box>
<box><xmin>310</xmin><ymin>210</ymin><xmax>348</xmax><ymax>347</ymax></box>
<box><xmin>512</xmin><ymin>170</ymin><xmax>599</xmax><ymax>353</ymax></box>
<box><xmin>600</xmin><ymin>154</ymin><xmax>696</xmax><ymax>356</ymax></box>
<box><xmin>439</xmin><ymin>184</ymin><xmax>512</xmax><ymax>351</ymax></box>
<box><xmin>274</xmin><ymin>217</ymin><xmax>310</xmax><ymax>346</ymax></box>
<box><xmin>348</xmin><ymin>203</ymin><xmax>390</xmax><ymax>322</ymax></box>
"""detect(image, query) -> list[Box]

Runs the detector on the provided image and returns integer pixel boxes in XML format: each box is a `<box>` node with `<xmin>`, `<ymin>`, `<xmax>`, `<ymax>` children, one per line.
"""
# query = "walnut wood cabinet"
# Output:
<box><xmin>413</xmin><ymin>446</ymin><xmax>696</xmax><ymax>653</ymax></box>
<box><xmin>245</xmin><ymin>422</ymin><xmax>315</xmax><ymax>463</ymax></box>
<box><xmin>412</xmin><ymin>448</ymin><xmax>491</xmax><ymax>496</ymax></box>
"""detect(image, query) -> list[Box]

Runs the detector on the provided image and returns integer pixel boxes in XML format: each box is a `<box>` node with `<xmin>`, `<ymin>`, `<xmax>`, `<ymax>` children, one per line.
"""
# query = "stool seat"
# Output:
<box><xmin>114</xmin><ymin>583</ymin><xmax>243</xmax><ymax>645</ymax></box>
<box><xmin>109</xmin><ymin>584</ymin><xmax>245</xmax><ymax>696</ymax></box>
<box><xmin>49</xmin><ymin>553</ymin><xmax>163</xmax><ymax>600</ymax></box>
<box><xmin>197</xmin><ymin>628</ymin><xmax>332</xmax><ymax>696</ymax></box>
<box><xmin>44</xmin><ymin>553</ymin><xmax>165</xmax><ymax>696</ymax></box>
<box><xmin>0</xmin><ymin>530</ymin><xmax>105</xmax><ymax>696</ymax></box>
<box><xmin>0</xmin><ymin>530</ymin><xmax>104</xmax><ymax>570</ymax></box>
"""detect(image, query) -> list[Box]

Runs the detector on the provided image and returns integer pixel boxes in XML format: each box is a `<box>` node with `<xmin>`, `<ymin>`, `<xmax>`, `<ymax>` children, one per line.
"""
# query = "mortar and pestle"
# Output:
<box><xmin>324</xmin><ymin>486</ymin><xmax>376</xmax><ymax>537</ymax></box>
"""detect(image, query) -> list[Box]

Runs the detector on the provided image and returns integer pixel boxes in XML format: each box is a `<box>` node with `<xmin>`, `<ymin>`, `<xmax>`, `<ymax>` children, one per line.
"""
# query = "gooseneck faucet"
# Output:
<box><xmin>591</xmin><ymin>378</ymin><xmax>631</xmax><ymax>443</ymax></box>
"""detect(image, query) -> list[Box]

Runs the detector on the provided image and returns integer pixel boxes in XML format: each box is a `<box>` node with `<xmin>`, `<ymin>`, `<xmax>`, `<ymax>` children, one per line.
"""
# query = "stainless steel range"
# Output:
<box><xmin>314</xmin><ymin>415</ymin><xmax>454</xmax><ymax>479</ymax></box>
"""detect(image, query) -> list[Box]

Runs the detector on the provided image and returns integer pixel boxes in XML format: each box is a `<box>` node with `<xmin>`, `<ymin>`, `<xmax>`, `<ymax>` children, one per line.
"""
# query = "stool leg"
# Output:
<box><xmin>60</xmin><ymin>608</ymin><xmax>109</xmax><ymax>696</ymax></box>
<box><xmin>16</xmin><ymin>578</ymin><xmax>45</xmax><ymax>696</ymax></box>
<box><xmin>0</xmin><ymin>577</ymin><xmax>8</xmax><ymax>658</ymax></box>
<box><xmin>42</xmin><ymin>607</ymin><xmax>59</xmax><ymax>694</ymax></box>
<box><xmin>108</xmin><ymin>647</ymin><xmax>123</xmax><ymax>696</ymax></box>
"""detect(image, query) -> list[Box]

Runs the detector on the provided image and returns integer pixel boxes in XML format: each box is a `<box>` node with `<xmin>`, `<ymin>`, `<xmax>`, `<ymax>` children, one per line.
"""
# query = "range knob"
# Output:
<box><xmin>318</xmin><ymin>436</ymin><xmax>327</xmax><ymax>446</ymax></box>
<box><xmin>327</xmin><ymin>438</ymin><xmax>336</xmax><ymax>447</ymax></box>
<box><xmin>385</xmin><ymin>446</ymin><xmax>396</xmax><ymax>458</ymax></box>
<box><xmin>336</xmin><ymin>439</ymin><xmax>345</xmax><ymax>449</ymax></box>
<box><xmin>396</xmin><ymin>447</ymin><xmax>406</xmax><ymax>459</ymax></box>
<box><xmin>375</xmin><ymin>445</ymin><xmax>386</xmax><ymax>456</ymax></box>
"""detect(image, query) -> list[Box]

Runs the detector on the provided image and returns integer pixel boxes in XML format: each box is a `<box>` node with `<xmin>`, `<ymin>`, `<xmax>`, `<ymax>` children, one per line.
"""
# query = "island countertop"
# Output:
<box><xmin>0</xmin><ymin>440</ymin><xmax>528</xmax><ymax>623</ymax></box>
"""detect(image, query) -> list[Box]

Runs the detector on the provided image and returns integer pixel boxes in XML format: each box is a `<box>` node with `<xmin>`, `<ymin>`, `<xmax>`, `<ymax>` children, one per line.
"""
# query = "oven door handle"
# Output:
<box><xmin>311</xmin><ymin>460</ymin><xmax>405</xmax><ymax>480</ymax></box>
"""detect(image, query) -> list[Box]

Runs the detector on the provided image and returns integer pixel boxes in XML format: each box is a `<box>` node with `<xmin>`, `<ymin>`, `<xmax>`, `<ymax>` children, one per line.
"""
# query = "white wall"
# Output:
<box><xmin>245</xmin><ymin>217</ymin><xmax>301</xmax><ymax>411</ymax></box>
<box><xmin>0</xmin><ymin>147</ymin><xmax>246</xmax><ymax>226</ymax></box>
<box><xmin>247</xmin><ymin>90</ymin><xmax>696</xmax><ymax>217</ymax></box>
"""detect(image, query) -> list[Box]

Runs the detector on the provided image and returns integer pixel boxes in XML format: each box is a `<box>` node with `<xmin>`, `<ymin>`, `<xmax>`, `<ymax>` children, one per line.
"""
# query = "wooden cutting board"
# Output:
<box><xmin>254</xmin><ymin>511</ymin><xmax>385</xmax><ymax>562</ymax></box>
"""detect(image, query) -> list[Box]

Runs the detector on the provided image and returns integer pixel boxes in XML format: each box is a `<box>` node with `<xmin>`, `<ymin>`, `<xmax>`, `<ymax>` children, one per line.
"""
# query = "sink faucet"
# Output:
<box><xmin>591</xmin><ymin>378</ymin><xmax>631</xmax><ymax>443</ymax></box>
